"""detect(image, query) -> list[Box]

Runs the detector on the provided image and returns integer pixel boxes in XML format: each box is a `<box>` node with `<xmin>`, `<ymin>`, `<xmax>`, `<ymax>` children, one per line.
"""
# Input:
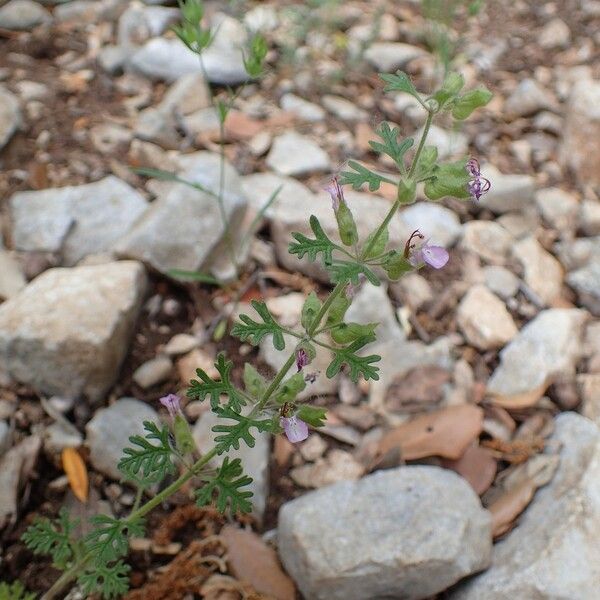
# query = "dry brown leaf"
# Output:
<box><xmin>62</xmin><ymin>447</ymin><xmax>88</xmax><ymax>503</ymax></box>
<box><xmin>488</xmin><ymin>381</ymin><xmax>548</xmax><ymax>409</ymax></box>
<box><xmin>221</xmin><ymin>525</ymin><xmax>296</xmax><ymax>600</ymax></box>
<box><xmin>442</xmin><ymin>443</ymin><xmax>497</xmax><ymax>495</ymax></box>
<box><xmin>377</xmin><ymin>404</ymin><xmax>484</xmax><ymax>461</ymax></box>
<box><xmin>489</xmin><ymin>479</ymin><xmax>536</xmax><ymax>538</ymax></box>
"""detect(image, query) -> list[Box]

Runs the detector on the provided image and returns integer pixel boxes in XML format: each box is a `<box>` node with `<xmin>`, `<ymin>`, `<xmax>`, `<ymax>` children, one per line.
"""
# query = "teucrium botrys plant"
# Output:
<box><xmin>22</xmin><ymin>66</ymin><xmax>491</xmax><ymax>600</ymax></box>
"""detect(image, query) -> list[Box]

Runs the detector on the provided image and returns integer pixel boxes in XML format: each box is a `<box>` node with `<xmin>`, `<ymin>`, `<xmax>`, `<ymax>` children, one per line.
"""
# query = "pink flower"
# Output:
<box><xmin>405</xmin><ymin>230</ymin><xmax>449</xmax><ymax>269</ymax></box>
<box><xmin>296</xmin><ymin>348</ymin><xmax>309</xmax><ymax>372</ymax></box>
<box><xmin>324</xmin><ymin>177</ymin><xmax>345</xmax><ymax>212</ymax></box>
<box><xmin>466</xmin><ymin>157</ymin><xmax>491</xmax><ymax>201</ymax></box>
<box><xmin>280</xmin><ymin>415</ymin><xmax>309</xmax><ymax>443</ymax></box>
<box><xmin>159</xmin><ymin>394</ymin><xmax>182</xmax><ymax>419</ymax></box>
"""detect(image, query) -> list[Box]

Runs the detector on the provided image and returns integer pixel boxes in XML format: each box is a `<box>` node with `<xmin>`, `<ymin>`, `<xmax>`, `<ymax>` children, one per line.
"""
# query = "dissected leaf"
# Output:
<box><xmin>196</xmin><ymin>457</ymin><xmax>254</xmax><ymax>515</ymax></box>
<box><xmin>84</xmin><ymin>515</ymin><xmax>145</xmax><ymax>566</ymax></box>
<box><xmin>377</xmin><ymin>404</ymin><xmax>484</xmax><ymax>460</ymax></box>
<box><xmin>289</xmin><ymin>215</ymin><xmax>336</xmax><ymax>265</ymax></box>
<box><xmin>232</xmin><ymin>300</ymin><xmax>286</xmax><ymax>350</ymax></box>
<box><xmin>380</xmin><ymin>71</ymin><xmax>422</xmax><ymax>102</ymax></box>
<box><xmin>62</xmin><ymin>447</ymin><xmax>89</xmax><ymax>503</ymax></box>
<box><xmin>78</xmin><ymin>560</ymin><xmax>131</xmax><ymax>600</ymax></box>
<box><xmin>117</xmin><ymin>421</ymin><xmax>175</xmax><ymax>486</ymax></box>
<box><xmin>339</xmin><ymin>160</ymin><xmax>392</xmax><ymax>192</ymax></box>
<box><xmin>188</xmin><ymin>353</ymin><xmax>246</xmax><ymax>411</ymax></box>
<box><xmin>326</xmin><ymin>337</ymin><xmax>381</xmax><ymax>382</ymax></box>
<box><xmin>211</xmin><ymin>407</ymin><xmax>275</xmax><ymax>454</ymax></box>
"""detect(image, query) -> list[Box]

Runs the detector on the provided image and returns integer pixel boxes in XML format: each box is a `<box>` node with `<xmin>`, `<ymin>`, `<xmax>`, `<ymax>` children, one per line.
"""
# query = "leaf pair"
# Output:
<box><xmin>232</xmin><ymin>300</ymin><xmax>286</xmax><ymax>351</ymax></box>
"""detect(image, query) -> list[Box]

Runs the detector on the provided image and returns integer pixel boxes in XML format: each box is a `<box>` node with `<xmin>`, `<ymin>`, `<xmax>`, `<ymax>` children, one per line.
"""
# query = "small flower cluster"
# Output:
<box><xmin>466</xmin><ymin>157</ymin><xmax>491</xmax><ymax>202</ymax></box>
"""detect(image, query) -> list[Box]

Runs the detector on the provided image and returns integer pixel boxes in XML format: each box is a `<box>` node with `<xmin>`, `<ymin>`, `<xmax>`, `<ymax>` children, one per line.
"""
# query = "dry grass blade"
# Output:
<box><xmin>61</xmin><ymin>447</ymin><xmax>88</xmax><ymax>503</ymax></box>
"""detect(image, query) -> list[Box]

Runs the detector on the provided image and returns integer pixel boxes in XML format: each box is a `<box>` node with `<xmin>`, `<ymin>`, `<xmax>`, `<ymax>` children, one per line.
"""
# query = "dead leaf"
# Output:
<box><xmin>377</xmin><ymin>404</ymin><xmax>484</xmax><ymax>461</ymax></box>
<box><xmin>487</xmin><ymin>453</ymin><xmax>559</xmax><ymax>538</ymax></box>
<box><xmin>482</xmin><ymin>436</ymin><xmax>545</xmax><ymax>464</ymax></box>
<box><xmin>384</xmin><ymin>366</ymin><xmax>451</xmax><ymax>413</ymax></box>
<box><xmin>0</xmin><ymin>435</ymin><xmax>41</xmax><ymax>528</ymax></box>
<box><xmin>489</xmin><ymin>479</ymin><xmax>536</xmax><ymax>538</ymax></box>
<box><xmin>221</xmin><ymin>525</ymin><xmax>296</xmax><ymax>600</ymax></box>
<box><xmin>488</xmin><ymin>382</ymin><xmax>548</xmax><ymax>409</ymax></box>
<box><xmin>62</xmin><ymin>447</ymin><xmax>88</xmax><ymax>503</ymax></box>
<box><xmin>442</xmin><ymin>443</ymin><xmax>497</xmax><ymax>495</ymax></box>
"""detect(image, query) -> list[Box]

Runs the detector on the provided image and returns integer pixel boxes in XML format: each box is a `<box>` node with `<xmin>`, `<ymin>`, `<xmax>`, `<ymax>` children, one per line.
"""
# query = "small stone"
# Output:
<box><xmin>504</xmin><ymin>78</ymin><xmax>553</xmax><ymax>119</ymax></box>
<box><xmin>460</xmin><ymin>221</ymin><xmax>513</xmax><ymax>264</ymax></box>
<box><xmin>364</xmin><ymin>42</ymin><xmax>425</xmax><ymax>72</ymax></box>
<box><xmin>280</xmin><ymin>93</ymin><xmax>325</xmax><ymax>122</ymax></box>
<box><xmin>44</xmin><ymin>422</ymin><xmax>83</xmax><ymax>455</ymax></box>
<box><xmin>0</xmin><ymin>251</ymin><xmax>26</xmax><ymax>300</ymax></box>
<box><xmin>266</xmin><ymin>131</ymin><xmax>331</xmax><ymax>176</ymax></box>
<box><xmin>535</xmin><ymin>187</ymin><xmax>579</xmax><ymax>230</ymax></box>
<box><xmin>10</xmin><ymin>176</ymin><xmax>148</xmax><ymax>266</ymax></box>
<box><xmin>279</xmin><ymin>466</ymin><xmax>491</xmax><ymax>600</ymax></box>
<box><xmin>457</xmin><ymin>284</ymin><xmax>518</xmax><ymax>350</ymax></box>
<box><xmin>390</xmin><ymin>272</ymin><xmax>433</xmax><ymax>310</ymax></box>
<box><xmin>0</xmin><ymin>262</ymin><xmax>147</xmax><ymax>401</ymax></box>
<box><xmin>90</xmin><ymin>123</ymin><xmax>132</xmax><ymax>155</ymax></box>
<box><xmin>14</xmin><ymin>80</ymin><xmax>49</xmax><ymax>102</ymax></box>
<box><xmin>451</xmin><ymin>413</ymin><xmax>600</xmax><ymax>599</ymax></box>
<box><xmin>483</xmin><ymin>265</ymin><xmax>520</xmax><ymax>299</ymax></box>
<box><xmin>538</xmin><ymin>18</ymin><xmax>571</xmax><ymax>49</ymax></box>
<box><xmin>177</xmin><ymin>348</ymin><xmax>218</xmax><ymax>385</ymax></box>
<box><xmin>512</xmin><ymin>236</ymin><xmax>563</xmax><ymax>305</ymax></box>
<box><xmin>0</xmin><ymin>86</ymin><xmax>21</xmax><ymax>151</ymax></box>
<box><xmin>0</xmin><ymin>0</ymin><xmax>51</xmax><ymax>30</ymax></box>
<box><xmin>579</xmin><ymin>374</ymin><xmax>600</xmax><ymax>424</ymax></box>
<box><xmin>243</xmin><ymin>4</ymin><xmax>278</xmax><ymax>32</ymax></box>
<box><xmin>194</xmin><ymin>410</ymin><xmax>269</xmax><ymax>522</ymax></box>
<box><xmin>580</xmin><ymin>200</ymin><xmax>600</xmax><ymax>236</ymax></box>
<box><xmin>164</xmin><ymin>333</ymin><xmax>199</xmax><ymax>356</ymax></box>
<box><xmin>417</xmin><ymin>124</ymin><xmax>468</xmax><ymax>160</ymax></box>
<box><xmin>98</xmin><ymin>45</ymin><xmax>127</xmax><ymax>75</ymax></box>
<box><xmin>299</xmin><ymin>434</ymin><xmax>328</xmax><ymax>462</ymax></box>
<box><xmin>132</xmin><ymin>355</ymin><xmax>172</xmax><ymax>389</ymax></box>
<box><xmin>566</xmin><ymin>251</ymin><xmax>600</xmax><ymax>315</ymax></box>
<box><xmin>289</xmin><ymin>449</ymin><xmax>364</xmax><ymax>488</ymax></box>
<box><xmin>86</xmin><ymin>398</ymin><xmax>159</xmax><ymax>480</ymax></box>
<box><xmin>479</xmin><ymin>165</ymin><xmax>536</xmax><ymax>214</ymax></box>
<box><xmin>561</xmin><ymin>79</ymin><xmax>600</xmax><ymax>187</ymax></box>
<box><xmin>322</xmin><ymin>95</ymin><xmax>368</xmax><ymax>121</ymax></box>
<box><xmin>399</xmin><ymin>202</ymin><xmax>462</xmax><ymax>247</ymax></box>
<box><xmin>487</xmin><ymin>308</ymin><xmax>588</xmax><ymax>398</ymax></box>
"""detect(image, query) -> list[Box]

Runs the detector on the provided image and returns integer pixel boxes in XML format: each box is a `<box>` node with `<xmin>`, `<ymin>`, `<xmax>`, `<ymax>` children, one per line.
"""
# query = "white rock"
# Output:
<box><xmin>89</xmin><ymin>123</ymin><xmax>132</xmax><ymax>155</ymax></box>
<box><xmin>0</xmin><ymin>251</ymin><xmax>26</xmax><ymax>300</ymax></box>
<box><xmin>397</xmin><ymin>202</ymin><xmax>462</xmax><ymax>247</ymax></box>
<box><xmin>132</xmin><ymin>355</ymin><xmax>172</xmax><ymax>389</ymax></box>
<box><xmin>244</xmin><ymin>4</ymin><xmax>278</xmax><ymax>32</ymax></box>
<box><xmin>579</xmin><ymin>374</ymin><xmax>600</xmax><ymax>424</ymax></box>
<box><xmin>460</xmin><ymin>220</ymin><xmax>513</xmax><ymax>264</ymax></box>
<box><xmin>10</xmin><ymin>176</ymin><xmax>148</xmax><ymax>266</ymax></box>
<box><xmin>280</xmin><ymin>93</ymin><xmax>325</xmax><ymax>122</ymax></box>
<box><xmin>86</xmin><ymin>398</ymin><xmax>159</xmax><ymax>479</ymax></box>
<box><xmin>580</xmin><ymin>199</ymin><xmax>600</xmax><ymax>236</ymax></box>
<box><xmin>0</xmin><ymin>86</ymin><xmax>21</xmax><ymax>150</ymax></box>
<box><xmin>457</xmin><ymin>284</ymin><xmax>518</xmax><ymax>350</ymax></box>
<box><xmin>278</xmin><ymin>466</ymin><xmax>492</xmax><ymax>600</ymax></box>
<box><xmin>452</xmin><ymin>413</ymin><xmax>600</xmax><ymax>600</ymax></box>
<box><xmin>14</xmin><ymin>80</ymin><xmax>49</xmax><ymax>102</ymax></box>
<box><xmin>535</xmin><ymin>187</ymin><xmax>579</xmax><ymax>230</ymax></box>
<box><xmin>487</xmin><ymin>308</ymin><xmax>588</xmax><ymax>398</ymax></box>
<box><xmin>0</xmin><ymin>0</ymin><xmax>51</xmax><ymax>30</ymax></box>
<box><xmin>0</xmin><ymin>262</ymin><xmax>147</xmax><ymax>401</ymax></box>
<box><xmin>504</xmin><ymin>78</ymin><xmax>553</xmax><ymax>119</ymax></box>
<box><xmin>164</xmin><ymin>333</ymin><xmax>199</xmax><ymax>356</ymax></box>
<box><xmin>364</xmin><ymin>42</ymin><xmax>425</xmax><ymax>72</ymax></box>
<box><xmin>117</xmin><ymin>3</ymin><xmax>179</xmax><ymax>51</ymax></box>
<box><xmin>159</xmin><ymin>72</ymin><xmax>211</xmax><ymax>116</ymax></box>
<box><xmin>538</xmin><ymin>18</ymin><xmax>571</xmax><ymax>49</ymax></box>
<box><xmin>479</xmin><ymin>164</ymin><xmax>536</xmax><ymax>214</ymax></box>
<box><xmin>98</xmin><ymin>45</ymin><xmax>127</xmax><ymax>74</ymax></box>
<box><xmin>114</xmin><ymin>152</ymin><xmax>247</xmax><ymax>277</ymax></box>
<box><xmin>193</xmin><ymin>410</ymin><xmax>269</xmax><ymax>522</ymax></box>
<box><xmin>512</xmin><ymin>236</ymin><xmax>563</xmax><ymax>305</ymax></box>
<box><xmin>129</xmin><ymin>14</ymin><xmax>248</xmax><ymax>84</ymax></box>
<box><xmin>266</xmin><ymin>131</ymin><xmax>331</xmax><ymax>176</ymax></box>
<box><xmin>567</xmin><ymin>250</ymin><xmax>600</xmax><ymax>315</ymax></box>
<box><xmin>322</xmin><ymin>95</ymin><xmax>367</xmax><ymax>121</ymax></box>
<box><xmin>483</xmin><ymin>265</ymin><xmax>520</xmax><ymax>299</ymax></box>
<box><xmin>390</xmin><ymin>272</ymin><xmax>433</xmax><ymax>310</ymax></box>
<box><xmin>290</xmin><ymin>449</ymin><xmax>364</xmax><ymax>488</ymax></box>
<box><xmin>561</xmin><ymin>79</ymin><xmax>600</xmax><ymax>187</ymax></box>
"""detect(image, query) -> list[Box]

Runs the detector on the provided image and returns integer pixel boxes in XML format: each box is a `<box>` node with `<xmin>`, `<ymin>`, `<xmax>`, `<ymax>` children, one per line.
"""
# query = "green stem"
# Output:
<box><xmin>41</xmin><ymin>555</ymin><xmax>93</xmax><ymax>600</ymax></box>
<box><xmin>408</xmin><ymin>109</ymin><xmax>434</xmax><ymax>179</ymax></box>
<box><xmin>308</xmin><ymin>281</ymin><xmax>347</xmax><ymax>336</ymax></box>
<box><xmin>253</xmin><ymin>353</ymin><xmax>296</xmax><ymax>413</ymax></box>
<box><xmin>361</xmin><ymin>199</ymin><xmax>401</xmax><ymax>261</ymax></box>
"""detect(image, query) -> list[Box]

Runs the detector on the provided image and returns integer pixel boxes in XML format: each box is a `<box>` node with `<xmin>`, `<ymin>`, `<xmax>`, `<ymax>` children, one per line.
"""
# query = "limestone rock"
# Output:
<box><xmin>86</xmin><ymin>398</ymin><xmax>159</xmax><ymax>479</ymax></box>
<box><xmin>280</xmin><ymin>93</ymin><xmax>325</xmax><ymax>122</ymax></box>
<box><xmin>10</xmin><ymin>176</ymin><xmax>148</xmax><ymax>266</ymax></box>
<box><xmin>457</xmin><ymin>284</ymin><xmax>518</xmax><ymax>350</ymax></box>
<box><xmin>504</xmin><ymin>78</ymin><xmax>553</xmax><ymax>119</ymax></box>
<box><xmin>452</xmin><ymin>413</ymin><xmax>600</xmax><ymax>600</ymax></box>
<box><xmin>535</xmin><ymin>187</ymin><xmax>579</xmax><ymax>230</ymax></box>
<box><xmin>0</xmin><ymin>262</ymin><xmax>147</xmax><ymax>401</ymax></box>
<box><xmin>461</xmin><ymin>220</ymin><xmax>513</xmax><ymax>264</ymax></box>
<box><xmin>265</xmin><ymin>131</ymin><xmax>331</xmax><ymax>176</ymax></box>
<box><xmin>0</xmin><ymin>0</ymin><xmax>51</xmax><ymax>30</ymax></box>
<box><xmin>278</xmin><ymin>466</ymin><xmax>492</xmax><ymax>600</ymax></box>
<box><xmin>487</xmin><ymin>308</ymin><xmax>588</xmax><ymax>399</ymax></box>
<box><xmin>364</xmin><ymin>42</ymin><xmax>425</xmax><ymax>72</ymax></box>
<box><xmin>0</xmin><ymin>252</ymin><xmax>26</xmax><ymax>300</ymax></box>
<box><xmin>0</xmin><ymin>86</ymin><xmax>21</xmax><ymax>150</ymax></box>
<box><xmin>479</xmin><ymin>165</ymin><xmax>536</xmax><ymax>214</ymax></box>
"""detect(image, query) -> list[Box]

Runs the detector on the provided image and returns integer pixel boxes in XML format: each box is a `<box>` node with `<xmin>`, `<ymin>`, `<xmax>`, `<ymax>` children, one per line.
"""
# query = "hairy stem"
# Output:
<box><xmin>408</xmin><ymin>109</ymin><xmax>434</xmax><ymax>179</ymax></box>
<box><xmin>308</xmin><ymin>281</ymin><xmax>347</xmax><ymax>337</ymax></box>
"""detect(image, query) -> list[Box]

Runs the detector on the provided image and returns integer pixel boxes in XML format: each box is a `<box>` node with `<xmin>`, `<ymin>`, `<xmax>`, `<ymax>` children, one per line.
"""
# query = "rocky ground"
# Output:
<box><xmin>1</xmin><ymin>0</ymin><xmax>600</xmax><ymax>598</ymax></box>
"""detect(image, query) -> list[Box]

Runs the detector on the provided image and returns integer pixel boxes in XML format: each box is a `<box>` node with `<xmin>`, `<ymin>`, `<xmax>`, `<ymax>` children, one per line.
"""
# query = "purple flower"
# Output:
<box><xmin>280</xmin><ymin>415</ymin><xmax>309</xmax><ymax>443</ymax></box>
<box><xmin>296</xmin><ymin>348</ymin><xmax>309</xmax><ymax>372</ymax></box>
<box><xmin>325</xmin><ymin>177</ymin><xmax>345</xmax><ymax>212</ymax></box>
<box><xmin>159</xmin><ymin>394</ymin><xmax>182</xmax><ymax>419</ymax></box>
<box><xmin>405</xmin><ymin>230</ymin><xmax>449</xmax><ymax>269</ymax></box>
<box><xmin>466</xmin><ymin>157</ymin><xmax>491</xmax><ymax>201</ymax></box>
